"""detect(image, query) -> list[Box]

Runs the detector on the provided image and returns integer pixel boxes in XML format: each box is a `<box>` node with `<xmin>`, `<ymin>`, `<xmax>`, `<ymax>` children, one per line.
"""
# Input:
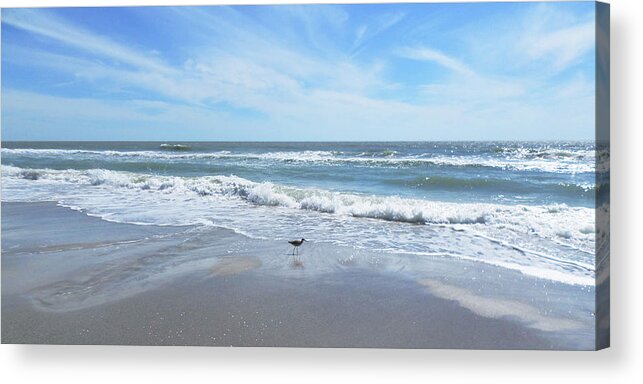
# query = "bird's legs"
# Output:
<box><xmin>292</xmin><ymin>246</ymin><xmax>301</xmax><ymax>264</ymax></box>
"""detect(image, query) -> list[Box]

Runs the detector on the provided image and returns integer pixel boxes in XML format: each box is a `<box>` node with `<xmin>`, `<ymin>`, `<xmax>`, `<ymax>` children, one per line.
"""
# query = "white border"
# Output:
<box><xmin>2</xmin><ymin>1</ymin><xmax>642</xmax><ymax>383</ymax></box>
<box><xmin>0</xmin><ymin>0</ymin><xmax>609</xmax><ymax>7</ymax></box>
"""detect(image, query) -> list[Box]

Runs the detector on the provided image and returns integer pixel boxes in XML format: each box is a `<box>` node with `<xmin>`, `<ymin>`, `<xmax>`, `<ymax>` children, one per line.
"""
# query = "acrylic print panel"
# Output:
<box><xmin>0</xmin><ymin>1</ymin><xmax>609</xmax><ymax>350</ymax></box>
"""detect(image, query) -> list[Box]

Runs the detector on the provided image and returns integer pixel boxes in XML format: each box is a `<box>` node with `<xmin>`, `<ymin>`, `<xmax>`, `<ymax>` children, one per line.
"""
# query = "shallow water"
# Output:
<box><xmin>1</xmin><ymin>141</ymin><xmax>599</xmax><ymax>286</ymax></box>
<box><xmin>1</xmin><ymin>202</ymin><xmax>596</xmax><ymax>349</ymax></box>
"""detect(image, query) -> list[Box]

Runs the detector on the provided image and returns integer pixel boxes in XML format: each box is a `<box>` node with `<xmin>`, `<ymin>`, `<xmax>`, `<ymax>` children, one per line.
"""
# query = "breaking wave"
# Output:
<box><xmin>2</xmin><ymin>165</ymin><xmax>594</xmax><ymax>245</ymax></box>
<box><xmin>159</xmin><ymin>143</ymin><xmax>191</xmax><ymax>151</ymax></box>
<box><xmin>1</xmin><ymin>164</ymin><xmax>596</xmax><ymax>285</ymax></box>
<box><xmin>384</xmin><ymin>175</ymin><xmax>594</xmax><ymax>194</ymax></box>
<box><xmin>1</xmin><ymin>147</ymin><xmax>594</xmax><ymax>174</ymax></box>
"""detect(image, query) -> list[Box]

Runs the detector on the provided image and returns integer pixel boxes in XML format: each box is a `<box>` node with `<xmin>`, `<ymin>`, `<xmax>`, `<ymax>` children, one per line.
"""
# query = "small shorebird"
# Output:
<box><xmin>288</xmin><ymin>238</ymin><xmax>306</xmax><ymax>256</ymax></box>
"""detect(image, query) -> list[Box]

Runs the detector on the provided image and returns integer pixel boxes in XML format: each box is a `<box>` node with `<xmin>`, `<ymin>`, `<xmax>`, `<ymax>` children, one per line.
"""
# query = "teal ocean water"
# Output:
<box><xmin>1</xmin><ymin>141</ymin><xmax>599</xmax><ymax>285</ymax></box>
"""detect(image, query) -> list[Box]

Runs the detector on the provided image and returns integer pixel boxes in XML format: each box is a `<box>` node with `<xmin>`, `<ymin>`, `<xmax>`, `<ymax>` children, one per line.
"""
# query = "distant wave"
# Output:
<box><xmin>493</xmin><ymin>146</ymin><xmax>595</xmax><ymax>161</ymax></box>
<box><xmin>354</xmin><ymin>149</ymin><xmax>398</xmax><ymax>157</ymax></box>
<box><xmin>159</xmin><ymin>143</ymin><xmax>191</xmax><ymax>151</ymax></box>
<box><xmin>384</xmin><ymin>175</ymin><xmax>594</xmax><ymax>194</ymax></box>
<box><xmin>1</xmin><ymin>147</ymin><xmax>595</xmax><ymax>174</ymax></box>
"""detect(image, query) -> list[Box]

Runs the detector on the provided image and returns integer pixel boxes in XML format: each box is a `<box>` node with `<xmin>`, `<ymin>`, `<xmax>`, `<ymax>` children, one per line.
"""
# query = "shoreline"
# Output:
<box><xmin>2</xmin><ymin>201</ymin><xmax>595</xmax><ymax>349</ymax></box>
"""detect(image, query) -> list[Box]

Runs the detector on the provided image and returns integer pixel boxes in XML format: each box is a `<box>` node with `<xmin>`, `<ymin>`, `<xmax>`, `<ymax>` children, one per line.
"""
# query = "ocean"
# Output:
<box><xmin>1</xmin><ymin>141</ymin><xmax>598</xmax><ymax>286</ymax></box>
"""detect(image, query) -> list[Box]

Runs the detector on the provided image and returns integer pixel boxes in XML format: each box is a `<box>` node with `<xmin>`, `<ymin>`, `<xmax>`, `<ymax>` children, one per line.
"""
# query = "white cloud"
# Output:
<box><xmin>421</xmin><ymin>76</ymin><xmax>527</xmax><ymax>103</ymax></box>
<box><xmin>522</xmin><ymin>21</ymin><xmax>595</xmax><ymax>71</ymax></box>
<box><xmin>3</xmin><ymin>7</ymin><xmax>391</xmax><ymax>110</ymax></box>
<box><xmin>514</xmin><ymin>3</ymin><xmax>595</xmax><ymax>73</ymax></box>
<box><xmin>2</xmin><ymin>5</ymin><xmax>596</xmax><ymax>141</ymax></box>
<box><xmin>2</xmin><ymin>9</ymin><xmax>173</xmax><ymax>74</ymax></box>
<box><xmin>351</xmin><ymin>12</ymin><xmax>405</xmax><ymax>54</ymax></box>
<box><xmin>398</xmin><ymin>47</ymin><xmax>474</xmax><ymax>76</ymax></box>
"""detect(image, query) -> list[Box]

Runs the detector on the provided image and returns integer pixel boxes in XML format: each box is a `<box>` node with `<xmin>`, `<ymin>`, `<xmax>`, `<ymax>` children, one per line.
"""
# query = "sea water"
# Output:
<box><xmin>1</xmin><ymin>141</ymin><xmax>601</xmax><ymax>286</ymax></box>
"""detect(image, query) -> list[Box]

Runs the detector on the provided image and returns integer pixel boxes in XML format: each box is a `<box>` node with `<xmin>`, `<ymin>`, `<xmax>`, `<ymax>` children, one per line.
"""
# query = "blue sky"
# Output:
<box><xmin>1</xmin><ymin>2</ymin><xmax>597</xmax><ymax>141</ymax></box>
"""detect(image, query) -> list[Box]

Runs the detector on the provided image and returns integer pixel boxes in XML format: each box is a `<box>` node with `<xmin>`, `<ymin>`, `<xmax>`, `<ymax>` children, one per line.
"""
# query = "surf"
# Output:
<box><xmin>1</xmin><ymin>164</ymin><xmax>596</xmax><ymax>286</ymax></box>
<box><xmin>1</xmin><ymin>146</ymin><xmax>595</xmax><ymax>174</ymax></box>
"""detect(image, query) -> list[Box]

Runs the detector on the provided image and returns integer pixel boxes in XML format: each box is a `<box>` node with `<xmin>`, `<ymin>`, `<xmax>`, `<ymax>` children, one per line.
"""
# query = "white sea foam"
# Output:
<box><xmin>1</xmin><ymin>165</ymin><xmax>594</xmax><ymax>236</ymax></box>
<box><xmin>1</xmin><ymin>147</ymin><xmax>594</xmax><ymax>174</ymax></box>
<box><xmin>1</xmin><ymin>165</ymin><xmax>596</xmax><ymax>285</ymax></box>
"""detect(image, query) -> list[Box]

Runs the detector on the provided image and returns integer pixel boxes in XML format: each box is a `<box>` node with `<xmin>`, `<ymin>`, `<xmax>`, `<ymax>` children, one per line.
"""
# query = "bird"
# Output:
<box><xmin>288</xmin><ymin>238</ymin><xmax>306</xmax><ymax>256</ymax></box>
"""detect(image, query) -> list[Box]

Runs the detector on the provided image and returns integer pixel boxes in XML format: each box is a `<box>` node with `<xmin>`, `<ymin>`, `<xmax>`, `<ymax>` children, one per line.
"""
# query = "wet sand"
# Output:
<box><xmin>2</xmin><ymin>202</ymin><xmax>592</xmax><ymax>349</ymax></box>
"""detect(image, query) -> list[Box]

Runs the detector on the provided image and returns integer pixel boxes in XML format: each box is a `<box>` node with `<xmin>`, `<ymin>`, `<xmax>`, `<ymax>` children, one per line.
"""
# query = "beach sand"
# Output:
<box><xmin>2</xmin><ymin>202</ymin><xmax>593</xmax><ymax>349</ymax></box>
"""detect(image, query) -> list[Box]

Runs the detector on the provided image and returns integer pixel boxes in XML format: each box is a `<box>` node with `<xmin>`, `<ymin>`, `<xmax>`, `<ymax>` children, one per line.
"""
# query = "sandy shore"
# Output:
<box><xmin>2</xmin><ymin>202</ymin><xmax>594</xmax><ymax>349</ymax></box>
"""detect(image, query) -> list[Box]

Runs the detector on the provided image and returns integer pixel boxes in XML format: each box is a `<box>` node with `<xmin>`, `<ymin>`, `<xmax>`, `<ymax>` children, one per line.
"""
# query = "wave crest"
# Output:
<box><xmin>159</xmin><ymin>143</ymin><xmax>191</xmax><ymax>151</ymax></box>
<box><xmin>1</xmin><ymin>165</ymin><xmax>596</xmax><ymax>285</ymax></box>
<box><xmin>1</xmin><ymin>147</ymin><xmax>594</xmax><ymax>174</ymax></box>
<box><xmin>2</xmin><ymin>165</ymin><xmax>592</xmax><ymax>232</ymax></box>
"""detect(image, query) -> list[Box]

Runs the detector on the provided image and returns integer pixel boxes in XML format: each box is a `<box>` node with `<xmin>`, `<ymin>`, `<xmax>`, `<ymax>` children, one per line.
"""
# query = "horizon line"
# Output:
<box><xmin>0</xmin><ymin>139</ymin><xmax>597</xmax><ymax>143</ymax></box>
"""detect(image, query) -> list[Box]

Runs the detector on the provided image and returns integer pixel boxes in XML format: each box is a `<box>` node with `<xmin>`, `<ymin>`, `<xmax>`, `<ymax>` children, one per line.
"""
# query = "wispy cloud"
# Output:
<box><xmin>2</xmin><ymin>9</ymin><xmax>173</xmax><ymax>74</ymax></box>
<box><xmin>351</xmin><ymin>12</ymin><xmax>405</xmax><ymax>54</ymax></box>
<box><xmin>398</xmin><ymin>46</ymin><xmax>474</xmax><ymax>76</ymax></box>
<box><xmin>516</xmin><ymin>3</ymin><xmax>595</xmax><ymax>73</ymax></box>
<box><xmin>1</xmin><ymin>3</ymin><xmax>597</xmax><ymax>141</ymax></box>
<box><xmin>522</xmin><ymin>21</ymin><xmax>595</xmax><ymax>71</ymax></box>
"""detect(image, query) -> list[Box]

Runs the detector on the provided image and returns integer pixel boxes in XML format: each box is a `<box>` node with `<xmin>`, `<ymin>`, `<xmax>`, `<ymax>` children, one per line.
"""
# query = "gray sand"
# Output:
<box><xmin>2</xmin><ymin>202</ymin><xmax>593</xmax><ymax>349</ymax></box>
